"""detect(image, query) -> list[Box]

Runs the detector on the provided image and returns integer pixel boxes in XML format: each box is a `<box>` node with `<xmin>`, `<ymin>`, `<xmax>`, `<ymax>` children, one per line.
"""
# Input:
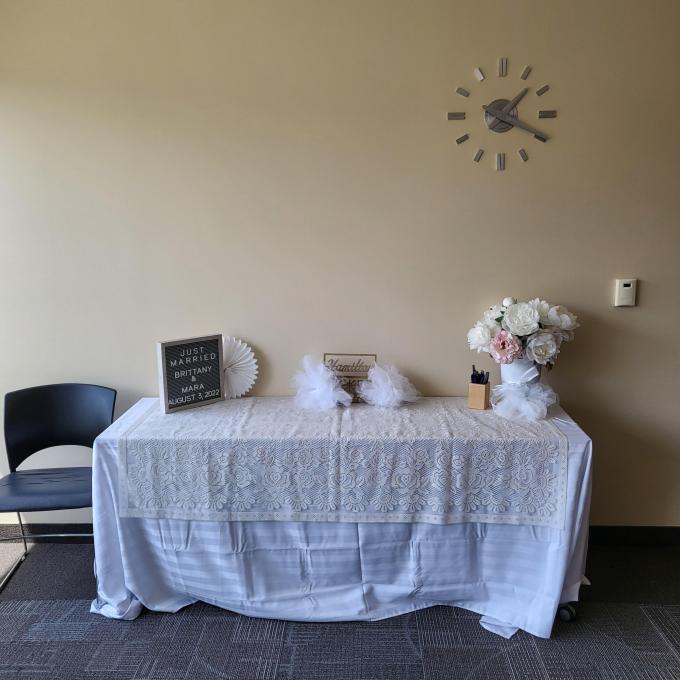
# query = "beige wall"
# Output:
<box><xmin>0</xmin><ymin>0</ymin><xmax>678</xmax><ymax>526</ymax></box>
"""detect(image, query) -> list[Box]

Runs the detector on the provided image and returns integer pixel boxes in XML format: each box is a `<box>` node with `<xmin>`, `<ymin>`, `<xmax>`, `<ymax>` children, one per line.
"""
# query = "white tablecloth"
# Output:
<box><xmin>91</xmin><ymin>398</ymin><xmax>592</xmax><ymax>639</ymax></box>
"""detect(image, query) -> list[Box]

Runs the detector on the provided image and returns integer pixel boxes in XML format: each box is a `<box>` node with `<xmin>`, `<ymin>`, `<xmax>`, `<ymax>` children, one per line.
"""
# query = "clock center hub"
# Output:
<box><xmin>484</xmin><ymin>98</ymin><xmax>518</xmax><ymax>133</ymax></box>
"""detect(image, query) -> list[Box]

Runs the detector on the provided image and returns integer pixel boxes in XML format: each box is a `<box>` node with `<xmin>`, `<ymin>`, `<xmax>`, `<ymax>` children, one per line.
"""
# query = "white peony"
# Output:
<box><xmin>502</xmin><ymin>302</ymin><xmax>540</xmax><ymax>337</ymax></box>
<box><xmin>554</xmin><ymin>328</ymin><xmax>575</xmax><ymax>345</ymax></box>
<box><xmin>482</xmin><ymin>304</ymin><xmax>504</xmax><ymax>330</ymax></box>
<box><xmin>467</xmin><ymin>322</ymin><xmax>492</xmax><ymax>353</ymax></box>
<box><xmin>528</xmin><ymin>298</ymin><xmax>551</xmax><ymax>325</ymax></box>
<box><xmin>525</xmin><ymin>331</ymin><xmax>559</xmax><ymax>365</ymax></box>
<box><xmin>486</xmin><ymin>322</ymin><xmax>502</xmax><ymax>337</ymax></box>
<box><xmin>547</xmin><ymin>305</ymin><xmax>579</xmax><ymax>331</ymax></box>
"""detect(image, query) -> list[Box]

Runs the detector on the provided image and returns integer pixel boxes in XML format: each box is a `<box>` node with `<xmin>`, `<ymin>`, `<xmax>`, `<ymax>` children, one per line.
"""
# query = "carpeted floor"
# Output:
<box><xmin>1</xmin><ymin>542</ymin><xmax>680</xmax><ymax>679</ymax></box>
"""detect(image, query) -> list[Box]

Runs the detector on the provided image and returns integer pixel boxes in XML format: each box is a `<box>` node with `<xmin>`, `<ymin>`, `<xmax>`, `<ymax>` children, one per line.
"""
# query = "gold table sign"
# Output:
<box><xmin>323</xmin><ymin>353</ymin><xmax>377</xmax><ymax>403</ymax></box>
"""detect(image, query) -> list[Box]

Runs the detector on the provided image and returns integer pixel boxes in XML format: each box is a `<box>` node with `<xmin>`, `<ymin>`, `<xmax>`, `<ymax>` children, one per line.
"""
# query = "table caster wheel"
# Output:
<box><xmin>558</xmin><ymin>604</ymin><xmax>577</xmax><ymax>622</ymax></box>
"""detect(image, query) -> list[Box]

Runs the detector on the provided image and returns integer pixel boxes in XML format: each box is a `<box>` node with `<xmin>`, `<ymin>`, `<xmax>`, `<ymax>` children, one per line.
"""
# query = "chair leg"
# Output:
<box><xmin>17</xmin><ymin>512</ymin><xmax>28</xmax><ymax>554</ymax></box>
<box><xmin>0</xmin><ymin>514</ymin><xmax>30</xmax><ymax>594</ymax></box>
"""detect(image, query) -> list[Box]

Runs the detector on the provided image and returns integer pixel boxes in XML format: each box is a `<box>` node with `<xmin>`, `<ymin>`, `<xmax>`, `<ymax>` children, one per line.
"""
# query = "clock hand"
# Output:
<box><xmin>488</xmin><ymin>87</ymin><xmax>529</xmax><ymax>130</ymax></box>
<box><xmin>482</xmin><ymin>104</ymin><xmax>549</xmax><ymax>142</ymax></box>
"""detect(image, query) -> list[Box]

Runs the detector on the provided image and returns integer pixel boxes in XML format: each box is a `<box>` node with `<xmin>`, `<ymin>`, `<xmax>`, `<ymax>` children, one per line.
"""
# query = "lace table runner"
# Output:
<box><xmin>118</xmin><ymin>397</ymin><xmax>568</xmax><ymax>528</ymax></box>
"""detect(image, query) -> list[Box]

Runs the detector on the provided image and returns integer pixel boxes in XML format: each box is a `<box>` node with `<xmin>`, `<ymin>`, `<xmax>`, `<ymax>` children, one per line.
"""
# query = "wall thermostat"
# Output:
<box><xmin>614</xmin><ymin>279</ymin><xmax>637</xmax><ymax>307</ymax></box>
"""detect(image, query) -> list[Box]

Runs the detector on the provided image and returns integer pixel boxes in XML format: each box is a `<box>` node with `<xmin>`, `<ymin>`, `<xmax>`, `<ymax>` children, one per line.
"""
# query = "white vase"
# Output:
<box><xmin>500</xmin><ymin>358</ymin><xmax>541</xmax><ymax>385</ymax></box>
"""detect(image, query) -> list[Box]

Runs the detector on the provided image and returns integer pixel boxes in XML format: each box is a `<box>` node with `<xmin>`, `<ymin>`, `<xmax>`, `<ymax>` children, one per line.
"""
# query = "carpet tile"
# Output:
<box><xmin>0</xmin><ymin>599</ymin><xmax>678</xmax><ymax>679</ymax></box>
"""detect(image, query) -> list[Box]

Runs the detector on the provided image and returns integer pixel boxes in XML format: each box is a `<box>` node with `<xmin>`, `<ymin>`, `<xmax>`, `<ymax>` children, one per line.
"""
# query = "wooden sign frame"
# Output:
<box><xmin>157</xmin><ymin>334</ymin><xmax>225</xmax><ymax>413</ymax></box>
<box><xmin>323</xmin><ymin>353</ymin><xmax>377</xmax><ymax>403</ymax></box>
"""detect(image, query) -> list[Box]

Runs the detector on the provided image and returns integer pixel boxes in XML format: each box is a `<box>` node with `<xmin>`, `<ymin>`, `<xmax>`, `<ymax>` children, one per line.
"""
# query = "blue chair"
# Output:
<box><xmin>0</xmin><ymin>383</ymin><xmax>116</xmax><ymax>592</ymax></box>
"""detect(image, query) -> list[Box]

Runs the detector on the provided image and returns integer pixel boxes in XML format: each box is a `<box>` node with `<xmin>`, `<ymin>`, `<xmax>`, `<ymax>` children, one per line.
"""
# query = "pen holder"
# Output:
<box><xmin>468</xmin><ymin>382</ymin><xmax>490</xmax><ymax>410</ymax></box>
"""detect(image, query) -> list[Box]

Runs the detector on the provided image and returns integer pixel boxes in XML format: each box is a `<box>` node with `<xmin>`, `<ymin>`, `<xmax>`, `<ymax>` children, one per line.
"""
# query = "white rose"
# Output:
<box><xmin>482</xmin><ymin>304</ymin><xmax>504</xmax><ymax>329</ymax></box>
<box><xmin>502</xmin><ymin>302</ymin><xmax>540</xmax><ymax>337</ymax></box>
<box><xmin>467</xmin><ymin>322</ymin><xmax>492</xmax><ymax>353</ymax></box>
<box><xmin>547</xmin><ymin>305</ymin><xmax>579</xmax><ymax>331</ymax></box>
<box><xmin>528</xmin><ymin>298</ymin><xmax>551</xmax><ymax>325</ymax></box>
<box><xmin>525</xmin><ymin>331</ymin><xmax>559</xmax><ymax>365</ymax></box>
<box><xmin>502</xmin><ymin>297</ymin><xmax>516</xmax><ymax>308</ymax></box>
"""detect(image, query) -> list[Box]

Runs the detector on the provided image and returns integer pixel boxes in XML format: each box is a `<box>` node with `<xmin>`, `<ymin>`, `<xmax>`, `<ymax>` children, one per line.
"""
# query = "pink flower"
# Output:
<box><xmin>489</xmin><ymin>330</ymin><xmax>523</xmax><ymax>364</ymax></box>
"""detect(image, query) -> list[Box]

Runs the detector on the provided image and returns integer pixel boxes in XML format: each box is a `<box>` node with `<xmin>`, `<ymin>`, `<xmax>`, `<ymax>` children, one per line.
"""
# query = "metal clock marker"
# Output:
<box><xmin>498</xmin><ymin>58</ymin><xmax>508</xmax><ymax>77</ymax></box>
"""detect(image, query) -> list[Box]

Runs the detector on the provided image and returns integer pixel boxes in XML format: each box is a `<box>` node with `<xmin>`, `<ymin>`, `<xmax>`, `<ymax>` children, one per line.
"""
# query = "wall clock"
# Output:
<box><xmin>447</xmin><ymin>58</ymin><xmax>557</xmax><ymax>170</ymax></box>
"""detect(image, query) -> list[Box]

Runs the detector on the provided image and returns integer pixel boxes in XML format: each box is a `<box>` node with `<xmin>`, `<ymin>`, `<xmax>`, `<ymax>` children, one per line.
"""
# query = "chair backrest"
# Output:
<box><xmin>4</xmin><ymin>383</ymin><xmax>117</xmax><ymax>472</ymax></box>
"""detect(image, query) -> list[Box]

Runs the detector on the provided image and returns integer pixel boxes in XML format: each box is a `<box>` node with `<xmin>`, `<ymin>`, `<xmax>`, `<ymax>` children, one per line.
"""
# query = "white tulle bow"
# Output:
<box><xmin>491</xmin><ymin>382</ymin><xmax>557</xmax><ymax>422</ymax></box>
<box><xmin>357</xmin><ymin>364</ymin><xmax>419</xmax><ymax>409</ymax></box>
<box><xmin>293</xmin><ymin>356</ymin><xmax>352</xmax><ymax>410</ymax></box>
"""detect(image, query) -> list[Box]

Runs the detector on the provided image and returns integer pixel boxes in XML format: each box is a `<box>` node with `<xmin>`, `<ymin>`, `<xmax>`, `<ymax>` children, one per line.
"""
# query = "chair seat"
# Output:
<box><xmin>0</xmin><ymin>467</ymin><xmax>92</xmax><ymax>512</ymax></box>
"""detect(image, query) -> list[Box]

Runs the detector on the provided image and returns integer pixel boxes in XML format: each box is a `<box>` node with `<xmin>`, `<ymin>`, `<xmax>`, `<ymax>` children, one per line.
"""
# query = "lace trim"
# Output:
<box><xmin>118</xmin><ymin>398</ymin><xmax>567</xmax><ymax>528</ymax></box>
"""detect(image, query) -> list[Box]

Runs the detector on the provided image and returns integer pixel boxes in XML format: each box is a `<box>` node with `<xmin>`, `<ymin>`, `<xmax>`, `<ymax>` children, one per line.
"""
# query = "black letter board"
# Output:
<box><xmin>157</xmin><ymin>335</ymin><xmax>225</xmax><ymax>413</ymax></box>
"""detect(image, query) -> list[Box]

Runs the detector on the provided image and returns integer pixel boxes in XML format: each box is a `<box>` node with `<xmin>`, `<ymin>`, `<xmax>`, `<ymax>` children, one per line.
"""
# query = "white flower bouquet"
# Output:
<box><xmin>467</xmin><ymin>296</ymin><xmax>578</xmax><ymax>367</ymax></box>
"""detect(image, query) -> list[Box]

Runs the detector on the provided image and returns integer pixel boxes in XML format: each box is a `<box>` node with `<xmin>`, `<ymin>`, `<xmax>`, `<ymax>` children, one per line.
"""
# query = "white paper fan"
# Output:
<box><xmin>223</xmin><ymin>337</ymin><xmax>258</xmax><ymax>398</ymax></box>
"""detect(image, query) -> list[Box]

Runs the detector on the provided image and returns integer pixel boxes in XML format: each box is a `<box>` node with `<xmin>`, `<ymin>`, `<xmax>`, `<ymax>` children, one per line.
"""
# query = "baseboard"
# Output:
<box><xmin>588</xmin><ymin>526</ymin><xmax>680</xmax><ymax>547</ymax></box>
<box><xmin>1</xmin><ymin>523</ymin><xmax>678</xmax><ymax>546</ymax></box>
<box><xmin>0</xmin><ymin>523</ymin><xmax>93</xmax><ymax>544</ymax></box>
